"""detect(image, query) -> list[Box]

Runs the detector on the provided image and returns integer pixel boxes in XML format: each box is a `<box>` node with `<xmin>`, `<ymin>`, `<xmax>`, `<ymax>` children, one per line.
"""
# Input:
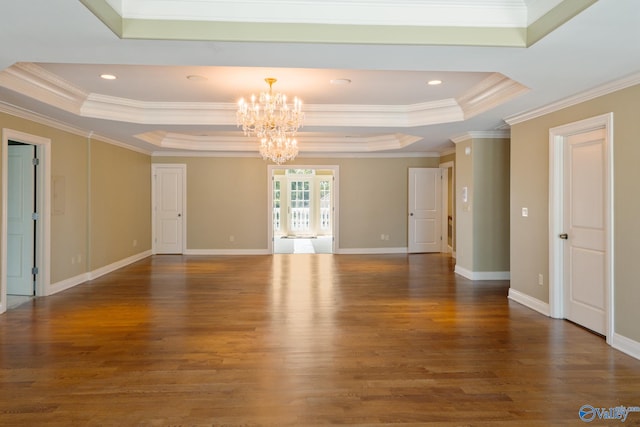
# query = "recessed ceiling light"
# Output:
<box><xmin>100</xmin><ymin>74</ymin><xmax>117</xmax><ymax>80</ymax></box>
<box><xmin>427</xmin><ymin>79</ymin><xmax>442</xmax><ymax>85</ymax></box>
<box><xmin>330</xmin><ymin>78</ymin><xmax>351</xmax><ymax>85</ymax></box>
<box><xmin>187</xmin><ymin>75</ymin><xmax>207</xmax><ymax>81</ymax></box>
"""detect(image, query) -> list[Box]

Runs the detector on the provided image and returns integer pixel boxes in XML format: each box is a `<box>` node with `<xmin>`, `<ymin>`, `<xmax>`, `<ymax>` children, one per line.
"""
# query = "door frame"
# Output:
<box><xmin>267</xmin><ymin>165</ymin><xmax>339</xmax><ymax>254</ymax></box>
<box><xmin>439</xmin><ymin>161</ymin><xmax>454</xmax><ymax>254</ymax></box>
<box><xmin>151</xmin><ymin>164</ymin><xmax>187</xmax><ymax>255</ymax></box>
<box><xmin>549</xmin><ymin>113</ymin><xmax>613</xmax><ymax>343</ymax></box>
<box><xmin>1</xmin><ymin>129</ymin><xmax>52</xmax><ymax>313</ymax></box>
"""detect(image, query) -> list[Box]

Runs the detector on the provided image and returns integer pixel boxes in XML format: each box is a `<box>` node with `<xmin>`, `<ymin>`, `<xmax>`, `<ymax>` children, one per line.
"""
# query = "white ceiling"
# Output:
<box><xmin>0</xmin><ymin>0</ymin><xmax>639</xmax><ymax>157</ymax></box>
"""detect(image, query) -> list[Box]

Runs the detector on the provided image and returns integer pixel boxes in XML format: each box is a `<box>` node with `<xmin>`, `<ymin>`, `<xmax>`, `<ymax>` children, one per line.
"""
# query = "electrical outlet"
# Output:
<box><xmin>133</xmin><ymin>239</ymin><xmax>137</xmax><ymax>247</ymax></box>
<box><xmin>229</xmin><ymin>235</ymin><xmax>235</xmax><ymax>242</ymax></box>
<box><xmin>538</xmin><ymin>273</ymin><xmax>544</xmax><ymax>286</ymax></box>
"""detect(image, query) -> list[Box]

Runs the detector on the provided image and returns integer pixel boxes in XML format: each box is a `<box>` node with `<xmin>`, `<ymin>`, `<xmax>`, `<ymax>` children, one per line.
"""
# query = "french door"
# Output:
<box><xmin>272</xmin><ymin>173</ymin><xmax>333</xmax><ymax>237</ymax></box>
<box><xmin>289</xmin><ymin>177</ymin><xmax>312</xmax><ymax>234</ymax></box>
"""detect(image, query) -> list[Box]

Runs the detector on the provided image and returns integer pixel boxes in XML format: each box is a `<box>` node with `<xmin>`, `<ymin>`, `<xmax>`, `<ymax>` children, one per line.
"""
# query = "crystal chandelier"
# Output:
<box><xmin>237</xmin><ymin>77</ymin><xmax>304</xmax><ymax>164</ymax></box>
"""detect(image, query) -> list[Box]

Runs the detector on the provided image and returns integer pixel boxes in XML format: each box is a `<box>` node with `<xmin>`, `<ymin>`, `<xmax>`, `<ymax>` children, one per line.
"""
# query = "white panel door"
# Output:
<box><xmin>562</xmin><ymin>129</ymin><xmax>606</xmax><ymax>335</ymax></box>
<box><xmin>7</xmin><ymin>145</ymin><xmax>35</xmax><ymax>295</ymax></box>
<box><xmin>408</xmin><ymin>168</ymin><xmax>441</xmax><ymax>253</ymax></box>
<box><xmin>154</xmin><ymin>166</ymin><xmax>185</xmax><ymax>254</ymax></box>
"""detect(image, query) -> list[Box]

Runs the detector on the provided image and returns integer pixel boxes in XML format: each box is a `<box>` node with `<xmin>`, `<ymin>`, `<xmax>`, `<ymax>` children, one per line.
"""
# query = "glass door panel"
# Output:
<box><xmin>289</xmin><ymin>179</ymin><xmax>311</xmax><ymax>234</ymax></box>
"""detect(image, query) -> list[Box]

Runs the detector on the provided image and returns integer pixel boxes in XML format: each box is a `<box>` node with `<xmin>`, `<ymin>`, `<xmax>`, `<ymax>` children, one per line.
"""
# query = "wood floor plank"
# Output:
<box><xmin>1</xmin><ymin>253</ymin><xmax>640</xmax><ymax>426</ymax></box>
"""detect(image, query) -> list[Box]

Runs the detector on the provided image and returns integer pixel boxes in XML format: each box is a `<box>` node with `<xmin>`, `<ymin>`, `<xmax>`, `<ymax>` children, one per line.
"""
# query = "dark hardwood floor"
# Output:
<box><xmin>1</xmin><ymin>254</ymin><xmax>639</xmax><ymax>426</ymax></box>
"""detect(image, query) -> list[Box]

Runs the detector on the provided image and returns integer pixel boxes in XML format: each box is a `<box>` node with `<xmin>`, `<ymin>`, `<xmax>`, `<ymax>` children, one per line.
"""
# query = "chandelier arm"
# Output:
<box><xmin>238</xmin><ymin>77</ymin><xmax>303</xmax><ymax>164</ymax></box>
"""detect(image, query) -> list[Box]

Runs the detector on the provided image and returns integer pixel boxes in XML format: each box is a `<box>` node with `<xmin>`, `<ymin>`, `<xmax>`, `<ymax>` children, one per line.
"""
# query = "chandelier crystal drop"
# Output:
<box><xmin>237</xmin><ymin>77</ymin><xmax>304</xmax><ymax>164</ymax></box>
<box><xmin>259</xmin><ymin>136</ymin><xmax>299</xmax><ymax>165</ymax></box>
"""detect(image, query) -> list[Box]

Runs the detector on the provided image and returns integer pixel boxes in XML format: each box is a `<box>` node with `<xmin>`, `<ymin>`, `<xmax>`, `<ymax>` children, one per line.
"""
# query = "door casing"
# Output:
<box><xmin>549</xmin><ymin>113</ymin><xmax>613</xmax><ymax>343</ymax></box>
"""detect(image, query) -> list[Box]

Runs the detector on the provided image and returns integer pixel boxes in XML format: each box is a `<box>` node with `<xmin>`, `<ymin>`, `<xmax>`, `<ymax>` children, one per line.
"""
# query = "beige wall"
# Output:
<box><xmin>0</xmin><ymin>112</ymin><xmax>151</xmax><ymax>296</ymax></box>
<box><xmin>455</xmin><ymin>140</ymin><xmax>474</xmax><ymax>271</ymax></box>
<box><xmin>154</xmin><ymin>156</ymin><xmax>440</xmax><ymax>250</ymax></box>
<box><xmin>510</xmin><ymin>84</ymin><xmax>640</xmax><ymax>342</ymax></box>
<box><xmin>49</xmin><ymin>128</ymin><xmax>89</xmax><ymax>283</ymax></box>
<box><xmin>456</xmin><ymin>138</ymin><xmax>510</xmax><ymax>273</ymax></box>
<box><xmin>473</xmin><ymin>139</ymin><xmax>510</xmax><ymax>271</ymax></box>
<box><xmin>1</xmin><ymin>113</ymin><xmax>89</xmax><ymax>285</ymax></box>
<box><xmin>90</xmin><ymin>140</ymin><xmax>151</xmax><ymax>270</ymax></box>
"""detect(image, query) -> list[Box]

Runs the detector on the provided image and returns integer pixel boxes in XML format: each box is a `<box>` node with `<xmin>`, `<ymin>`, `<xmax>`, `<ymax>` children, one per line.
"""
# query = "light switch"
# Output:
<box><xmin>522</xmin><ymin>207</ymin><xmax>528</xmax><ymax>217</ymax></box>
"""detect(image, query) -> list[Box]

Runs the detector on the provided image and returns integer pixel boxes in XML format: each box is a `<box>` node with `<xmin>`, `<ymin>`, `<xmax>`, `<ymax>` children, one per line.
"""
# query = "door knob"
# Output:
<box><xmin>410</xmin><ymin>213</ymin><xmax>414</xmax><ymax>216</ymax></box>
<box><xmin>178</xmin><ymin>213</ymin><xmax>182</xmax><ymax>217</ymax></box>
<box><xmin>559</xmin><ymin>233</ymin><xmax>568</xmax><ymax>240</ymax></box>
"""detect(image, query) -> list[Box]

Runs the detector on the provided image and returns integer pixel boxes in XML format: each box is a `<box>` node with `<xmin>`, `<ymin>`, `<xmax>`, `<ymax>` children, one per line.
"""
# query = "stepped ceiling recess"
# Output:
<box><xmin>0</xmin><ymin>0</ymin><xmax>639</xmax><ymax>156</ymax></box>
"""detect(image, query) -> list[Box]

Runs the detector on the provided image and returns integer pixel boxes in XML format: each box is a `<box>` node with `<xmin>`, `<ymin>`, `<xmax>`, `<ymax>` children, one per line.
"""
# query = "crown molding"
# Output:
<box><xmin>137</xmin><ymin>131</ymin><xmax>423</xmax><ymax>152</ymax></box>
<box><xmin>450</xmin><ymin>130</ymin><xmax>511</xmax><ymax>143</ymax></box>
<box><xmin>1</xmin><ymin>63</ymin><xmax>525</xmax><ymax>130</ymax></box>
<box><xmin>0</xmin><ymin>62</ymin><xmax>87</xmax><ymax>114</ymax></box>
<box><xmin>439</xmin><ymin>147</ymin><xmax>456</xmax><ymax>156</ymax></box>
<box><xmin>0</xmin><ymin>100</ymin><xmax>151</xmax><ymax>155</ymax></box>
<box><xmin>82</xmin><ymin>0</ymin><xmax>595</xmax><ymax>47</ymax></box>
<box><xmin>457</xmin><ymin>73</ymin><xmax>529</xmax><ymax>119</ymax></box>
<box><xmin>0</xmin><ymin>101</ymin><xmax>87</xmax><ymax>139</ymax></box>
<box><xmin>151</xmin><ymin>150</ymin><xmax>440</xmax><ymax>159</ymax></box>
<box><xmin>302</xmin><ymin>99</ymin><xmax>464</xmax><ymax>128</ymax></box>
<box><xmin>105</xmin><ymin>0</ymin><xmax>530</xmax><ymax>28</ymax></box>
<box><xmin>505</xmin><ymin>71</ymin><xmax>640</xmax><ymax>125</ymax></box>
<box><xmin>82</xmin><ymin>94</ymin><xmax>236</xmax><ymax>125</ymax></box>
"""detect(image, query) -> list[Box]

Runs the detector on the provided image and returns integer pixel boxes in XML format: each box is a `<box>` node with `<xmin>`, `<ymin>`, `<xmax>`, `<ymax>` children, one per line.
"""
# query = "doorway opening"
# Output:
<box><xmin>1</xmin><ymin>129</ymin><xmax>51</xmax><ymax>314</ymax></box>
<box><xmin>269</xmin><ymin>166</ymin><xmax>338</xmax><ymax>254</ymax></box>
<box><xmin>439</xmin><ymin>161</ymin><xmax>455</xmax><ymax>255</ymax></box>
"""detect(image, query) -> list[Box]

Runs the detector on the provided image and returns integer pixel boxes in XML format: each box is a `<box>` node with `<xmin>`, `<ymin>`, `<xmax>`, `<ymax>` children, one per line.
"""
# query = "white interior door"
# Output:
<box><xmin>408</xmin><ymin>168</ymin><xmax>442</xmax><ymax>253</ymax></box>
<box><xmin>154</xmin><ymin>165</ymin><xmax>185</xmax><ymax>254</ymax></box>
<box><xmin>7</xmin><ymin>144</ymin><xmax>35</xmax><ymax>296</ymax></box>
<box><xmin>562</xmin><ymin>128</ymin><xmax>607</xmax><ymax>335</ymax></box>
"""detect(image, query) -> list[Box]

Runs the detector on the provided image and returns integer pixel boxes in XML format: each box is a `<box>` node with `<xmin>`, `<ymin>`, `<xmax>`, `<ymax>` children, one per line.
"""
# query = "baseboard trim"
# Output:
<box><xmin>89</xmin><ymin>250</ymin><xmax>152</xmax><ymax>281</ymax></box>
<box><xmin>508</xmin><ymin>288</ymin><xmax>551</xmax><ymax>316</ymax></box>
<box><xmin>611</xmin><ymin>333</ymin><xmax>640</xmax><ymax>361</ymax></box>
<box><xmin>184</xmin><ymin>249</ymin><xmax>271</xmax><ymax>255</ymax></box>
<box><xmin>47</xmin><ymin>250</ymin><xmax>152</xmax><ymax>296</ymax></box>
<box><xmin>455</xmin><ymin>265</ymin><xmax>511</xmax><ymax>280</ymax></box>
<box><xmin>47</xmin><ymin>272</ymin><xmax>90</xmax><ymax>296</ymax></box>
<box><xmin>336</xmin><ymin>247</ymin><xmax>408</xmax><ymax>255</ymax></box>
